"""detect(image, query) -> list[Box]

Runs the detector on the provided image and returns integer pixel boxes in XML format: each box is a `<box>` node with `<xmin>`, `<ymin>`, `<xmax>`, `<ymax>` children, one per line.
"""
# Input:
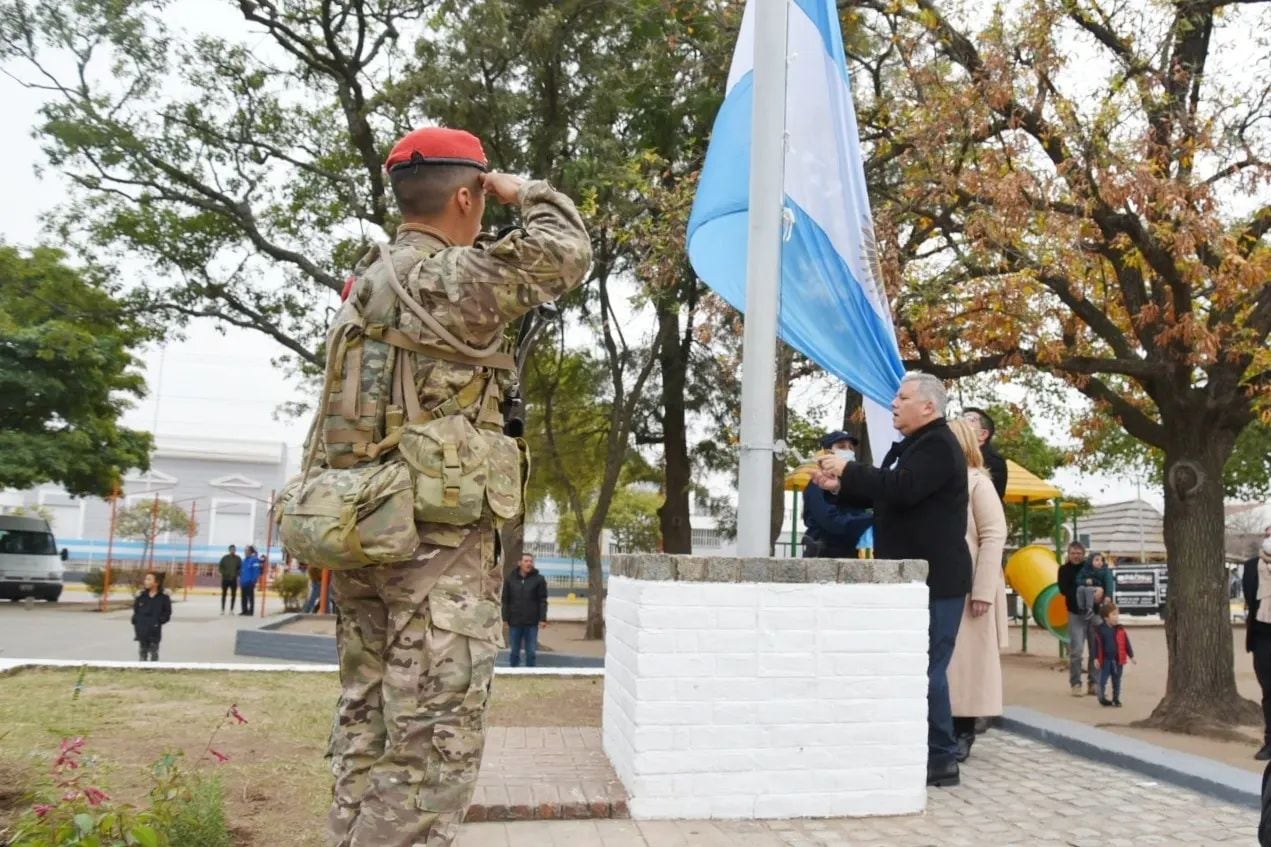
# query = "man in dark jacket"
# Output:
<box><xmin>961</xmin><ymin>407</ymin><xmax>1007</xmax><ymax>500</ymax></box>
<box><xmin>803</xmin><ymin>431</ymin><xmax>873</xmax><ymax>558</ymax></box>
<box><xmin>1057</xmin><ymin>542</ymin><xmax>1096</xmax><ymax>696</ymax></box>
<box><xmin>218</xmin><ymin>545</ymin><xmax>241</xmax><ymax>615</ymax></box>
<box><xmin>1244</xmin><ymin>538</ymin><xmax>1271</xmax><ymax>760</ymax></box>
<box><xmin>503</xmin><ymin>553</ymin><xmax>548</xmax><ymax>667</ymax></box>
<box><xmin>132</xmin><ymin>571</ymin><xmax>172</xmax><ymax>661</ymax></box>
<box><xmin>817</xmin><ymin>372</ymin><xmax>972</xmax><ymax>788</ymax></box>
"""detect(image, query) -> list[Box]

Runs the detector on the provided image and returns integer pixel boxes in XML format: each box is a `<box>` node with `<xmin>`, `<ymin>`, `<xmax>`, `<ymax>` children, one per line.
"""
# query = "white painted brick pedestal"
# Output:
<box><xmin>602</xmin><ymin>555</ymin><xmax>930</xmax><ymax>820</ymax></box>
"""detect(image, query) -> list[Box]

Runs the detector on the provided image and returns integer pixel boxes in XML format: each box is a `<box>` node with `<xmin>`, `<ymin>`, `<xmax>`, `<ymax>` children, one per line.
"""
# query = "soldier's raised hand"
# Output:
<box><xmin>481</xmin><ymin>172</ymin><xmax>526</xmax><ymax>204</ymax></box>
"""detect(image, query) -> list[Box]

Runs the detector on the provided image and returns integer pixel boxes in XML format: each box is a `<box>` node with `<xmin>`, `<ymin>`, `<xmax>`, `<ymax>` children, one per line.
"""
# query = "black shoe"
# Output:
<box><xmin>1113</xmin><ymin>699</ymin><xmax>1122</xmax><ymax>708</ymax></box>
<box><xmin>927</xmin><ymin>760</ymin><xmax>959</xmax><ymax>787</ymax></box>
<box><xmin>1255</xmin><ymin>744</ymin><xmax>1271</xmax><ymax>761</ymax></box>
<box><xmin>955</xmin><ymin>733</ymin><xmax>974</xmax><ymax>763</ymax></box>
<box><xmin>1099</xmin><ymin>697</ymin><xmax>1112</xmax><ymax>706</ymax></box>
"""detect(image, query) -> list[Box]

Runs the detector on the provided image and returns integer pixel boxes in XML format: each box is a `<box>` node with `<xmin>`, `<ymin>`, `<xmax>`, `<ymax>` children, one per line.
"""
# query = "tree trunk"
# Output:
<box><xmin>657</xmin><ymin>300</ymin><xmax>693</xmax><ymax>554</ymax></box>
<box><xmin>1138</xmin><ymin>419</ymin><xmax>1259</xmax><ymax>735</ymax></box>
<box><xmin>842</xmin><ymin>387</ymin><xmax>872</xmax><ymax>466</ymax></box>
<box><xmin>584</xmin><ymin>530</ymin><xmax>605</xmax><ymax>640</ymax></box>
<box><xmin>769</xmin><ymin>344</ymin><xmax>794</xmax><ymax>553</ymax></box>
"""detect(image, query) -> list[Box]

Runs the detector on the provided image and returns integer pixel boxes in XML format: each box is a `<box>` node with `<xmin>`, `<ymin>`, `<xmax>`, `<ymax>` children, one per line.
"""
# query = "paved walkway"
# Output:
<box><xmin>455</xmin><ymin>732</ymin><xmax>1256</xmax><ymax>846</ymax></box>
<box><xmin>467</xmin><ymin>727</ymin><xmax>626</xmax><ymax>821</ymax></box>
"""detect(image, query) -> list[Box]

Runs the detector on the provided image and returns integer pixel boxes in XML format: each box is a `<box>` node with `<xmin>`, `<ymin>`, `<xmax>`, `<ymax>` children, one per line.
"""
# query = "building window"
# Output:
<box><xmin>692</xmin><ymin>527</ymin><xmax>722</xmax><ymax>549</ymax></box>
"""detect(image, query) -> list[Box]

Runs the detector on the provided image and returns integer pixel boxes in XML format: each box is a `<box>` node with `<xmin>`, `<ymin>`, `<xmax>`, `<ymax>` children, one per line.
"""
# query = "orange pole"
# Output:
<box><xmin>319</xmin><ymin>568</ymin><xmax>331</xmax><ymax>615</ymax></box>
<box><xmin>147</xmin><ymin>494</ymin><xmax>161</xmax><ymax>570</ymax></box>
<box><xmin>101</xmin><ymin>488</ymin><xmax>119</xmax><ymax>612</ymax></box>
<box><xmin>259</xmin><ymin>489</ymin><xmax>276</xmax><ymax>618</ymax></box>
<box><xmin>183</xmin><ymin>502</ymin><xmax>196</xmax><ymax>602</ymax></box>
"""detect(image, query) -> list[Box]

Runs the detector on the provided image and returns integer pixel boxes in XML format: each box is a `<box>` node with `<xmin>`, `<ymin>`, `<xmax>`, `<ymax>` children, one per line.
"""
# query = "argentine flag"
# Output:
<box><xmin>687</xmin><ymin>0</ymin><xmax>905</xmax><ymax>463</ymax></box>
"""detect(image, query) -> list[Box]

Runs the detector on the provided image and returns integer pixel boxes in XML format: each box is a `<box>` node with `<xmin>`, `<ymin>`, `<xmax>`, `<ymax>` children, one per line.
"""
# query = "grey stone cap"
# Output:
<box><xmin>609</xmin><ymin>555</ymin><xmax>928</xmax><ymax>584</ymax></box>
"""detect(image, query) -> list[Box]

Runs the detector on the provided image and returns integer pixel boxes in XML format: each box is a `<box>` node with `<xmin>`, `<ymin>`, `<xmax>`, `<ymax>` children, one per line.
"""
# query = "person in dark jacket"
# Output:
<box><xmin>503</xmin><ymin>553</ymin><xmax>548</xmax><ymax>667</ymax></box>
<box><xmin>803</xmin><ymin>432</ymin><xmax>873</xmax><ymax>558</ymax></box>
<box><xmin>1244</xmin><ymin>538</ymin><xmax>1271</xmax><ymax>760</ymax></box>
<box><xmin>961</xmin><ymin>407</ymin><xmax>1007</xmax><ymax>500</ymax></box>
<box><xmin>817</xmin><ymin>372</ymin><xmax>972</xmax><ymax>788</ymax></box>
<box><xmin>1057</xmin><ymin>542</ymin><xmax>1098</xmax><ymax>696</ymax></box>
<box><xmin>218</xmin><ymin>545</ymin><xmax>241</xmax><ymax>615</ymax></box>
<box><xmin>132</xmin><ymin>571</ymin><xmax>172</xmax><ymax>661</ymax></box>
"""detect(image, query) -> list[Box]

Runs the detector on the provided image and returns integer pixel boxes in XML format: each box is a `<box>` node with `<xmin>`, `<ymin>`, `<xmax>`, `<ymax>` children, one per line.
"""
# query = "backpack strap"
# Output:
<box><xmin>365</xmin><ymin>323</ymin><xmax>516</xmax><ymax>372</ymax></box>
<box><xmin>380</xmin><ymin>241</ymin><xmax>511</xmax><ymax>365</ymax></box>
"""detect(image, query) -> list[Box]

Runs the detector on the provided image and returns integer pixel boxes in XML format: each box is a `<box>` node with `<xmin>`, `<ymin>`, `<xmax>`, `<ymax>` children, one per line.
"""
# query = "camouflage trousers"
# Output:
<box><xmin>328</xmin><ymin>525</ymin><xmax>502</xmax><ymax>847</ymax></box>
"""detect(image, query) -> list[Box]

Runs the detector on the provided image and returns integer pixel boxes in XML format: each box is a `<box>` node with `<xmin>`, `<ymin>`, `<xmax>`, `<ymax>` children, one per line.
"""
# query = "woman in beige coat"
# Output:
<box><xmin>946</xmin><ymin>419</ymin><xmax>1009</xmax><ymax>763</ymax></box>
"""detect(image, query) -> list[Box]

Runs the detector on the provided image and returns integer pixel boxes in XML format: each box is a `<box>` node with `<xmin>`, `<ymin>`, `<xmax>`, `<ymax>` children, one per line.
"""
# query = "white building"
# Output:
<box><xmin>1</xmin><ymin>435</ymin><xmax>290</xmax><ymax>568</ymax></box>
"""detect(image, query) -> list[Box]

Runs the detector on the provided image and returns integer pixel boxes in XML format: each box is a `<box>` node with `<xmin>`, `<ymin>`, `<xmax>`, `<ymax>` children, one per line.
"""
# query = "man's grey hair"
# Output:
<box><xmin>900</xmin><ymin>372</ymin><xmax>949</xmax><ymax>416</ymax></box>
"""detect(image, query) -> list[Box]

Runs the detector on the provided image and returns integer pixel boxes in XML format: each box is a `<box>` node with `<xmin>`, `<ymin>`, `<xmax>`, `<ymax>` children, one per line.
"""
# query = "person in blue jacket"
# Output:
<box><xmin>802</xmin><ymin>431</ymin><xmax>872</xmax><ymax>559</ymax></box>
<box><xmin>239</xmin><ymin>545</ymin><xmax>263</xmax><ymax>616</ymax></box>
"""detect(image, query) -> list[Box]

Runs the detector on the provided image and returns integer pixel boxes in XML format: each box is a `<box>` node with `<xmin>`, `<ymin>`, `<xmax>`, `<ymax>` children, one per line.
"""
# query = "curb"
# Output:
<box><xmin>1000</xmin><ymin>705</ymin><xmax>1262</xmax><ymax>809</ymax></box>
<box><xmin>464</xmin><ymin>794</ymin><xmax>629</xmax><ymax>822</ymax></box>
<box><xmin>0</xmin><ymin>659</ymin><xmax>604</xmax><ymax>677</ymax></box>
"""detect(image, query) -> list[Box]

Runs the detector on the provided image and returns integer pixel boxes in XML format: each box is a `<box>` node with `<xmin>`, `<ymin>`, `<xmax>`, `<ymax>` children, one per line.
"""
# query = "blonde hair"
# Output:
<box><xmin>948</xmin><ymin>419</ymin><xmax>984</xmax><ymax>469</ymax></box>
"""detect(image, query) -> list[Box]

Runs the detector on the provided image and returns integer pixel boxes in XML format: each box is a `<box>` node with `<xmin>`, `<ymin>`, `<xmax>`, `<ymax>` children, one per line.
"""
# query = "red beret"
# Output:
<box><xmin>385</xmin><ymin>127</ymin><xmax>489</xmax><ymax>173</ymax></box>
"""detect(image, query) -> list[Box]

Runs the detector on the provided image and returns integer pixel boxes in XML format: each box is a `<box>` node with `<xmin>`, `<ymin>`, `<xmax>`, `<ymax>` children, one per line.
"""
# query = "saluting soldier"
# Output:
<box><xmin>320</xmin><ymin>127</ymin><xmax>591</xmax><ymax>847</ymax></box>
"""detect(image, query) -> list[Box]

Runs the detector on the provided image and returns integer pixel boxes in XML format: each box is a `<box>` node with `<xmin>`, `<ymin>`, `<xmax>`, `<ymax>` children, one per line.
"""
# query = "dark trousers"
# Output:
<box><xmin>220</xmin><ymin>578</ymin><xmax>237</xmax><ymax>612</ymax></box>
<box><xmin>928</xmin><ymin>596</ymin><xmax>965</xmax><ymax>766</ymax></box>
<box><xmin>1099</xmin><ymin>662</ymin><xmax>1124</xmax><ymax>700</ymax></box>
<box><xmin>508</xmin><ymin>625</ymin><xmax>539</xmax><ymax>667</ymax></box>
<box><xmin>304</xmin><ymin>580</ymin><xmax>323</xmax><ymax>613</ymax></box>
<box><xmin>241</xmin><ymin>584</ymin><xmax>256</xmax><ymax>615</ymax></box>
<box><xmin>138</xmin><ymin>639</ymin><xmax>160</xmax><ymax>661</ymax></box>
<box><xmin>1253</xmin><ymin>637</ymin><xmax>1271</xmax><ymax>744</ymax></box>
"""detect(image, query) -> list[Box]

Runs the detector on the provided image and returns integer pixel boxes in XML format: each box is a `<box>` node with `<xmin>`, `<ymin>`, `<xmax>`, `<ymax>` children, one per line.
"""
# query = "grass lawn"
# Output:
<box><xmin>0</xmin><ymin>668</ymin><xmax>602</xmax><ymax>846</ymax></box>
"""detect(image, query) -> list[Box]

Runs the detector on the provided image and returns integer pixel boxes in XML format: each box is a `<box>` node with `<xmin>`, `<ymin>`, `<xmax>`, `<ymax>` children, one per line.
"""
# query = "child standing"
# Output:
<box><xmin>1094</xmin><ymin>601</ymin><xmax>1135</xmax><ymax>706</ymax></box>
<box><xmin>132</xmin><ymin>571</ymin><xmax>172</xmax><ymax>662</ymax></box>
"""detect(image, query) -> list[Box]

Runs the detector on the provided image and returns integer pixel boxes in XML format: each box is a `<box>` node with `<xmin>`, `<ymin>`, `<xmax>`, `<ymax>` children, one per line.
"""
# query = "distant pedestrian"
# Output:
<box><xmin>218</xmin><ymin>544</ymin><xmax>242</xmax><ymax>614</ymax></box>
<box><xmin>131</xmin><ymin>571</ymin><xmax>172</xmax><ymax>662</ymax></box>
<box><xmin>1093</xmin><ymin>601</ymin><xmax>1135</xmax><ymax>707</ymax></box>
<box><xmin>502</xmin><ymin>553</ymin><xmax>548</xmax><ymax>667</ymax></box>
<box><xmin>240</xmin><ymin>545</ymin><xmax>262</xmax><ymax>616</ymax></box>
<box><xmin>1244</xmin><ymin>537</ymin><xmax>1271</xmax><ymax>760</ymax></box>
<box><xmin>1057</xmin><ymin>542</ymin><xmax>1094</xmax><ymax>696</ymax></box>
<box><xmin>303</xmin><ymin>563</ymin><xmax>326</xmax><ymax>614</ymax></box>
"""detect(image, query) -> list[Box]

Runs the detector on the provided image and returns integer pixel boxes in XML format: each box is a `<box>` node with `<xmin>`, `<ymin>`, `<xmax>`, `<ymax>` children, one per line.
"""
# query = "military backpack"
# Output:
<box><xmin>276</xmin><ymin>239</ymin><xmax>526</xmax><ymax>570</ymax></box>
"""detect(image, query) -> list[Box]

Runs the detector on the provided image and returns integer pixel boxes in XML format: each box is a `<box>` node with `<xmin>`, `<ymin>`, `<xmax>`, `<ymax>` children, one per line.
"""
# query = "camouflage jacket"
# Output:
<box><xmin>311</xmin><ymin>180</ymin><xmax>592</xmax><ymax>474</ymax></box>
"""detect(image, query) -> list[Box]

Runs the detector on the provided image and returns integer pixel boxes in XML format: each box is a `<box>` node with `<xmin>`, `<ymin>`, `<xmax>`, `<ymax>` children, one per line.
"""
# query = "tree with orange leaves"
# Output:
<box><xmin>843</xmin><ymin>0</ymin><xmax>1270</xmax><ymax>733</ymax></box>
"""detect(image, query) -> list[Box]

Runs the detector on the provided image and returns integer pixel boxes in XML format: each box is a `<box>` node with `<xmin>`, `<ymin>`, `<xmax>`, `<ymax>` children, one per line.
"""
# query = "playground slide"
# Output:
<box><xmin>1004</xmin><ymin>544</ymin><xmax>1069</xmax><ymax>642</ymax></box>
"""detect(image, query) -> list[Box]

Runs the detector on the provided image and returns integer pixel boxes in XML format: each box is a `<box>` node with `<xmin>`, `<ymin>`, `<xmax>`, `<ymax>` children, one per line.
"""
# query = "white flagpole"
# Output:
<box><xmin>735</xmin><ymin>0</ymin><xmax>789</xmax><ymax>557</ymax></box>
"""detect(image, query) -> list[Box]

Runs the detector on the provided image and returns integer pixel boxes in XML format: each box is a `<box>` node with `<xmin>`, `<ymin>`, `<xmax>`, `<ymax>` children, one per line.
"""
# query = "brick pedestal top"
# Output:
<box><xmin>610</xmin><ymin>554</ymin><xmax>928</xmax><ymax>585</ymax></box>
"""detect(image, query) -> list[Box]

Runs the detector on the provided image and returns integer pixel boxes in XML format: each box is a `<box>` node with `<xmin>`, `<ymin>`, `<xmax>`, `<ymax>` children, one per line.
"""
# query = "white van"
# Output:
<box><xmin>0</xmin><ymin>515</ymin><xmax>66</xmax><ymax>602</ymax></box>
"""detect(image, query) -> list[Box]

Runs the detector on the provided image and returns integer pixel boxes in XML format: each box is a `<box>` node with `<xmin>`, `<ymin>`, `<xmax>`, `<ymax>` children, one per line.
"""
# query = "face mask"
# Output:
<box><xmin>834</xmin><ymin>449</ymin><xmax>855</xmax><ymax>462</ymax></box>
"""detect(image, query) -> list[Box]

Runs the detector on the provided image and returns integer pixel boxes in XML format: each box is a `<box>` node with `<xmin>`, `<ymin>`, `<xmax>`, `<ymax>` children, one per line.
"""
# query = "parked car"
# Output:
<box><xmin>0</xmin><ymin>515</ymin><xmax>66</xmax><ymax>602</ymax></box>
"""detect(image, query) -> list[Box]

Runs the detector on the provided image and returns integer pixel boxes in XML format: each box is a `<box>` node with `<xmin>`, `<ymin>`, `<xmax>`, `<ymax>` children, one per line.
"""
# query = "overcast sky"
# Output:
<box><xmin>0</xmin><ymin>3</ymin><xmax>1179</xmax><ymax>509</ymax></box>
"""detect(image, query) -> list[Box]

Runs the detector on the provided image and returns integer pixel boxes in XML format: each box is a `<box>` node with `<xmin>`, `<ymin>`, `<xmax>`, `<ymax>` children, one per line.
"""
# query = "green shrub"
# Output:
<box><xmin>274</xmin><ymin>573</ymin><xmax>309</xmax><ymax>612</ymax></box>
<box><xmin>82</xmin><ymin>568</ymin><xmax>105</xmax><ymax>598</ymax></box>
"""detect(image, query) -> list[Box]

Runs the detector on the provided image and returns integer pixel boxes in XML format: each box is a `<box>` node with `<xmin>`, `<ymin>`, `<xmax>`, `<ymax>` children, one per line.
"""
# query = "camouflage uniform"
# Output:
<box><xmin>326</xmin><ymin>180</ymin><xmax>590</xmax><ymax>847</ymax></box>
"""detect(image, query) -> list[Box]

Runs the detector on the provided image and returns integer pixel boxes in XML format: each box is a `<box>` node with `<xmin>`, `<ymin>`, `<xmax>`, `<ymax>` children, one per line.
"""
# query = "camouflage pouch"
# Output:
<box><xmin>484</xmin><ymin>435</ymin><xmax>528</xmax><ymax>523</ymax></box>
<box><xmin>398</xmin><ymin>415</ymin><xmax>499</xmax><ymax>526</ymax></box>
<box><xmin>277</xmin><ymin>461</ymin><xmax>419</xmax><ymax>570</ymax></box>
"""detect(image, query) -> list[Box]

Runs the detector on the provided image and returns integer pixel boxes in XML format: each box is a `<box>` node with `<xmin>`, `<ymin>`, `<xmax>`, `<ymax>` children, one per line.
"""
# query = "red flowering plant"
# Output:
<box><xmin>9</xmin><ymin>703</ymin><xmax>248</xmax><ymax>846</ymax></box>
<box><xmin>8</xmin><ymin>735</ymin><xmax>163</xmax><ymax>846</ymax></box>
